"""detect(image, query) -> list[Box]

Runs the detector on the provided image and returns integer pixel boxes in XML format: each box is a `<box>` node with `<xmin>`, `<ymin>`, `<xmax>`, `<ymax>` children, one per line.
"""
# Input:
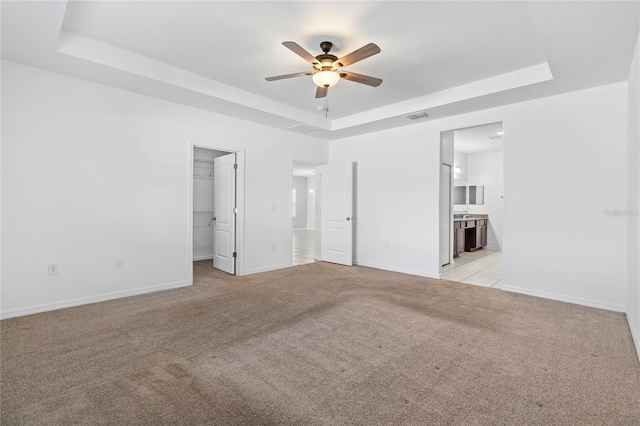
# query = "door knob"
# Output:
<box><xmin>346</xmin><ymin>217</ymin><xmax>352</xmax><ymax>221</ymax></box>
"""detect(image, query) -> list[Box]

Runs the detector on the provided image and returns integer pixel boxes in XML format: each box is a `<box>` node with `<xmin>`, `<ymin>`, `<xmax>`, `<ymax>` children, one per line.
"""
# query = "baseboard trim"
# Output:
<box><xmin>628</xmin><ymin>312</ymin><xmax>640</xmax><ymax>364</ymax></box>
<box><xmin>485</xmin><ymin>244</ymin><xmax>501</xmax><ymax>251</ymax></box>
<box><xmin>193</xmin><ymin>255</ymin><xmax>213</xmax><ymax>261</ymax></box>
<box><xmin>0</xmin><ymin>280</ymin><xmax>191</xmax><ymax>320</ymax></box>
<box><xmin>500</xmin><ymin>285</ymin><xmax>626</xmax><ymax>313</ymax></box>
<box><xmin>355</xmin><ymin>261</ymin><xmax>440</xmax><ymax>279</ymax></box>
<box><xmin>243</xmin><ymin>263</ymin><xmax>292</xmax><ymax>275</ymax></box>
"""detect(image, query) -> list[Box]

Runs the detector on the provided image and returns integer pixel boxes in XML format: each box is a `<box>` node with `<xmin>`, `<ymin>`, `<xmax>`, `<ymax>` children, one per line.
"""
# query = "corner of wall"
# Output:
<box><xmin>626</xmin><ymin>28</ymin><xmax>640</xmax><ymax>364</ymax></box>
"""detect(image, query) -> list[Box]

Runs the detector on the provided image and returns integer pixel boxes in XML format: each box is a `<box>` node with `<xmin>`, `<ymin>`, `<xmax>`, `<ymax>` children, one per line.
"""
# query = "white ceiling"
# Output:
<box><xmin>454</xmin><ymin>122</ymin><xmax>504</xmax><ymax>154</ymax></box>
<box><xmin>2</xmin><ymin>1</ymin><xmax>638</xmax><ymax>141</ymax></box>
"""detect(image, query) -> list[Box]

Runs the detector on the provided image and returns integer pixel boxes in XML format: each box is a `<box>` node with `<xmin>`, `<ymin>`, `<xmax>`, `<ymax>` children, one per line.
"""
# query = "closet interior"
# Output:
<box><xmin>193</xmin><ymin>147</ymin><xmax>230</xmax><ymax>261</ymax></box>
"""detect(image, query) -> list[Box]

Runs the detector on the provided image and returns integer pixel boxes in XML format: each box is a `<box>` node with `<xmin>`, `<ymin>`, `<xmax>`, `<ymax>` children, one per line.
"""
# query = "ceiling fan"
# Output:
<box><xmin>265</xmin><ymin>41</ymin><xmax>382</xmax><ymax>98</ymax></box>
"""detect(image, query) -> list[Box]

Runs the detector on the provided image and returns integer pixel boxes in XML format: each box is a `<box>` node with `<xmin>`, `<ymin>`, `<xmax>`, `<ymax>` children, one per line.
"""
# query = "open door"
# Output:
<box><xmin>320</xmin><ymin>162</ymin><xmax>353</xmax><ymax>266</ymax></box>
<box><xmin>213</xmin><ymin>153</ymin><xmax>236</xmax><ymax>274</ymax></box>
<box><xmin>440</xmin><ymin>163</ymin><xmax>451</xmax><ymax>266</ymax></box>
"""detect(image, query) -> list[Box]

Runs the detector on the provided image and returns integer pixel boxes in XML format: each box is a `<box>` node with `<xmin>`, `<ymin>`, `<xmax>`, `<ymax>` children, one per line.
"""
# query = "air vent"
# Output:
<box><xmin>488</xmin><ymin>135</ymin><xmax>503</xmax><ymax>140</ymax></box>
<box><xmin>405</xmin><ymin>111</ymin><xmax>431</xmax><ymax>121</ymax></box>
<box><xmin>286</xmin><ymin>123</ymin><xmax>320</xmax><ymax>134</ymax></box>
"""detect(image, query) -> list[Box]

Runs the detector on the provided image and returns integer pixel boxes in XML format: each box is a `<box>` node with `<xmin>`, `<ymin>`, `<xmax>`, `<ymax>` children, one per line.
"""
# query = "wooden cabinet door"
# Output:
<box><xmin>481</xmin><ymin>224</ymin><xmax>488</xmax><ymax>247</ymax></box>
<box><xmin>455</xmin><ymin>228</ymin><xmax>465</xmax><ymax>256</ymax></box>
<box><xmin>475</xmin><ymin>226</ymin><xmax>483</xmax><ymax>250</ymax></box>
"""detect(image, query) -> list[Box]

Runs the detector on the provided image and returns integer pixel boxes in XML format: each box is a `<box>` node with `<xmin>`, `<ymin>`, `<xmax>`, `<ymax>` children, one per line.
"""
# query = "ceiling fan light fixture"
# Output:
<box><xmin>312</xmin><ymin>70</ymin><xmax>340</xmax><ymax>88</ymax></box>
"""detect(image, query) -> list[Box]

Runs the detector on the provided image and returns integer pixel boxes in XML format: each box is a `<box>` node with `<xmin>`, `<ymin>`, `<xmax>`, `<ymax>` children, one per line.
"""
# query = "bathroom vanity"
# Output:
<box><xmin>453</xmin><ymin>214</ymin><xmax>488</xmax><ymax>257</ymax></box>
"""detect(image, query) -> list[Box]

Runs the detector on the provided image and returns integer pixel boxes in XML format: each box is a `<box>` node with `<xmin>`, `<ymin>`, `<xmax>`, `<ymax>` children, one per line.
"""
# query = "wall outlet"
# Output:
<box><xmin>48</xmin><ymin>264</ymin><xmax>58</xmax><ymax>276</ymax></box>
<box><xmin>385</xmin><ymin>243</ymin><xmax>390</xmax><ymax>250</ymax></box>
<box><xmin>271</xmin><ymin>243</ymin><xmax>276</xmax><ymax>251</ymax></box>
<box><xmin>115</xmin><ymin>258</ymin><xmax>124</xmax><ymax>268</ymax></box>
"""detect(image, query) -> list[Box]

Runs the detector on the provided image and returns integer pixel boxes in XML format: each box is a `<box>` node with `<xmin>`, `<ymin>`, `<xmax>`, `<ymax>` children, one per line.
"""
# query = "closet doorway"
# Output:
<box><xmin>291</xmin><ymin>161</ymin><xmax>318</xmax><ymax>266</ymax></box>
<box><xmin>192</xmin><ymin>146</ymin><xmax>243</xmax><ymax>276</ymax></box>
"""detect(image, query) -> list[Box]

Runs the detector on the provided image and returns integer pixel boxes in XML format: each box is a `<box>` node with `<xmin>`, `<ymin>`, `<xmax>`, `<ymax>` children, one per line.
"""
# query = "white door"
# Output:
<box><xmin>320</xmin><ymin>162</ymin><xmax>353</xmax><ymax>266</ymax></box>
<box><xmin>213</xmin><ymin>153</ymin><xmax>236</xmax><ymax>274</ymax></box>
<box><xmin>440</xmin><ymin>163</ymin><xmax>451</xmax><ymax>266</ymax></box>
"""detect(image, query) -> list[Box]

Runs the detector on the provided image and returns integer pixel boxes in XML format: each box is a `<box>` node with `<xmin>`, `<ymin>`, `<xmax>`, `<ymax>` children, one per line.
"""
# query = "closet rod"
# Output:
<box><xmin>194</xmin><ymin>158</ymin><xmax>214</xmax><ymax>164</ymax></box>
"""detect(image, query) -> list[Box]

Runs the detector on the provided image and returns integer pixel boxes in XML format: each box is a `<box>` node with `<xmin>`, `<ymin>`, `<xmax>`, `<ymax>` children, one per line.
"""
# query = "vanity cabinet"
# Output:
<box><xmin>474</xmin><ymin>219</ymin><xmax>487</xmax><ymax>250</ymax></box>
<box><xmin>453</xmin><ymin>218</ymin><xmax>488</xmax><ymax>256</ymax></box>
<box><xmin>453</xmin><ymin>222</ymin><xmax>465</xmax><ymax>257</ymax></box>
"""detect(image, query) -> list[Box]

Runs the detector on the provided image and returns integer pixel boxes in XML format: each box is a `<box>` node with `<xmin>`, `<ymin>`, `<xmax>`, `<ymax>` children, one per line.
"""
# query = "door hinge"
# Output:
<box><xmin>233</xmin><ymin>252</ymin><xmax>237</xmax><ymax>258</ymax></box>
<box><xmin>233</xmin><ymin>207</ymin><xmax>238</xmax><ymax>214</ymax></box>
<box><xmin>233</xmin><ymin>163</ymin><xmax>238</xmax><ymax>170</ymax></box>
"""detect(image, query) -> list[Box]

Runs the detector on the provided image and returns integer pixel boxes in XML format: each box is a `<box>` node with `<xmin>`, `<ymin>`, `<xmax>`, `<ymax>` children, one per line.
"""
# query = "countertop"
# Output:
<box><xmin>453</xmin><ymin>214</ymin><xmax>488</xmax><ymax>222</ymax></box>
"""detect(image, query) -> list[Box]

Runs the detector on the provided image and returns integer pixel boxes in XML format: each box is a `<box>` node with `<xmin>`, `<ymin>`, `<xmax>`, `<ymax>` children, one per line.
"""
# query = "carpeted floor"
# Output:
<box><xmin>2</xmin><ymin>261</ymin><xmax>639</xmax><ymax>425</ymax></box>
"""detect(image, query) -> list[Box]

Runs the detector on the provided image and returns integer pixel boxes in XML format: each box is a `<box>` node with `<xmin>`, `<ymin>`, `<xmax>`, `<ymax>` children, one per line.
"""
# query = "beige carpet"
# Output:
<box><xmin>2</xmin><ymin>261</ymin><xmax>639</xmax><ymax>425</ymax></box>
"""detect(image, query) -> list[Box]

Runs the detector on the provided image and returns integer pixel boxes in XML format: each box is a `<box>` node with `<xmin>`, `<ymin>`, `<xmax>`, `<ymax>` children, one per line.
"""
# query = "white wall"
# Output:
<box><xmin>331</xmin><ymin>126</ymin><xmax>443</xmax><ymax>278</ymax></box>
<box><xmin>453</xmin><ymin>150</ymin><xmax>468</xmax><ymax>181</ymax></box>
<box><xmin>330</xmin><ymin>81</ymin><xmax>629</xmax><ymax>311</ymax></box>
<box><xmin>0</xmin><ymin>60</ymin><xmax>328</xmax><ymax>318</ymax></box>
<box><xmin>467</xmin><ymin>151</ymin><xmax>504</xmax><ymax>250</ymax></box>
<box><xmin>627</xmin><ymin>29</ymin><xmax>640</xmax><ymax>361</ymax></box>
<box><xmin>291</xmin><ymin>176</ymin><xmax>308</xmax><ymax>229</ymax></box>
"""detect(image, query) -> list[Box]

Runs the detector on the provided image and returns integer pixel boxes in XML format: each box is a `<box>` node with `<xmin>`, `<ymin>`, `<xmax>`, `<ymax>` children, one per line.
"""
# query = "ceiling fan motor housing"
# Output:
<box><xmin>315</xmin><ymin>41</ymin><xmax>340</xmax><ymax>70</ymax></box>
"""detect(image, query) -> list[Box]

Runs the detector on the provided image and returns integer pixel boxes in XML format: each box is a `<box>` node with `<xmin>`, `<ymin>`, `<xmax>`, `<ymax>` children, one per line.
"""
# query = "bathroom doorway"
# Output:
<box><xmin>440</xmin><ymin>122</ymin><xmax>504</xmax><ymax>288</ymax></box>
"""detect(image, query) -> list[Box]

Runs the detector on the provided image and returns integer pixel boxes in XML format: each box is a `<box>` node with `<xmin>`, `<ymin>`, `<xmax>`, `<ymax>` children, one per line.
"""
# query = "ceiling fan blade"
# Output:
<box><xmin>339</xmin><ymin>71</ymin><xmax>383</xmax><ymax>87</ymax></box>
<box><xmin>282</xmin><ymin>41</ymin><xmax>320</xmax><ymax>67</ymax></box>
<box><xmin>315</xmin><ymin>86</ymin><xmax>328</xmax><ymax>98</ymax></box>
<box><xmin>333</xmin><ymin>43</ymin><xmax>381</xmax><ymax>68</ymax></box>
<box><xmin>265</xmin><ymin>72</ymin><xmax>313</xmax><ymax>81</ymax></box>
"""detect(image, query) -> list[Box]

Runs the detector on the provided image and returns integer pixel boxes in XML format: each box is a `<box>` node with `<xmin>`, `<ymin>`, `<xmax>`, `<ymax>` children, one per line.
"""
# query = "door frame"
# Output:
<box><xmin>189</xmin><ymin>141</ymin><xmax>246</xmax><ymax>284</ymax></box>
<box><xmin>289</xmin><ymin>158</ymin><xmax>323</xmax><ymax>266</ymax></box>
<box><xmin>440</xmin><ymin>163</ymin><xmax>452</xmax><ymax>266</ymax></box>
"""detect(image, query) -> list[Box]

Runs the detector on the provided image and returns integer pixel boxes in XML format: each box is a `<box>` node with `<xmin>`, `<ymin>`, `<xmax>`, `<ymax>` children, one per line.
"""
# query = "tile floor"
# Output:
<box><xmin>442</xmin><ymin>249</ymin><xmax>503</xmax><ymax>288</ymax></box>
<box><xmin>293</xmin><ymin>229</ymin><xmax>315</xmax><ymax>266</ymax></box>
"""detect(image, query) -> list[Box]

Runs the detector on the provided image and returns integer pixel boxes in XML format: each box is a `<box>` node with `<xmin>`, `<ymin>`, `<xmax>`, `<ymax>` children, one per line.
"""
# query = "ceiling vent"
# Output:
<box><xmin>405</xmin><ymin>111</ymin><xmax>431</xmax><ymax>121</ymax></box>
<box><xmin>488</xmin><ymin>135</ymin><xmax>503</xmax><ymax>140</ymax></box>
<box><xmin>286</xmin><ymin>123</ymin><xmax>320</xmax><ymax>134</ymax></box>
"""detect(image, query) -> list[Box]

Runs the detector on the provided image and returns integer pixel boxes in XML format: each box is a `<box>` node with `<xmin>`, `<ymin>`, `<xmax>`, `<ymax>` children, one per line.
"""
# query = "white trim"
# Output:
<box><xmin>355</xmin><ymin>261</ymin><xmax>441</xmax><ymax>279</ymax></box>
<box><xmin>485</xmin><ymin>244</ymin><xmax>501</xmax><ymax>250</ymax></box>
<box><xmin>500</xmin><ymin>285</ymin><xmax>626</xmax><ymax>313</ymax></box>
<box><xmin>292</xmin><ymin>227</ymin><xmax>308</xmax><ymax>231</ymax></box>
<box><xmin>193</xmin><ymin>255</ymin><xmax>214</xmax><ymax>261</ymax></box>
<box><xmin>628</xmin><ymin>312</ymin><xmax>640</xmax><ymax>363</ymax></box>
<box><xmin>243</xmin><ymin>263</ymin><xmax>292</xmax><ymax>275</ymax></box>
<box><xmin>0</xmin><ymin>280</ymin><xmax>191</xmax><ymax>320</ymax></box>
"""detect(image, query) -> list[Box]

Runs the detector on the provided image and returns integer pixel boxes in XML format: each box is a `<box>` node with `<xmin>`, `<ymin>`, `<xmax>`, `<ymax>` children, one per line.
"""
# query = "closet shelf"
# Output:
<box><xmin>194</xmin><ymin>210</ymin><xmax>214</xmax><ymax>214</ymax></box>
<box><xmin>194</xmin><ymin>158</ymin><xmax>214</xmax><ymax>164</ymax></box>
<box><xmin>194</xmin><ymin>175</ymin><xmax>214</xmax><ymax>180</ymax></box>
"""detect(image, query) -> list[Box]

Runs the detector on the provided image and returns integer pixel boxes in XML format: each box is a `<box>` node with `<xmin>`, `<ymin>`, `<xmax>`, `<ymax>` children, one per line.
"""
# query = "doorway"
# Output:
<box><xmin>439</xmin><ymin>122</ymin><xmax>504</xmax><ymax>288</ymax></box>
<box><xmin>191</xmin><ymin>144</ymin><xmax>245</xmax><ymax>281</ymax></box>
<box><xmin>291</xmin><ymin>161</ymin><xmax>317</xmax><ymax>266</ymax></box>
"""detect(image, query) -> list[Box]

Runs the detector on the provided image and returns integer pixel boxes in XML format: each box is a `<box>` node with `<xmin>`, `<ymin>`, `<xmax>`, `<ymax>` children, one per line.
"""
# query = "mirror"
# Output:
<box><xmin>469</xmin><ymin>185</ymin><xmax>484</xmax><ymax>205</ymax></box>
<box><xmin>454</xmin><ymin>186</ymin><xmax>466</xmax><ymax>204</ymax></box>
<box><xmin>453</xmin><ymin>179</ymin><xmax>468</xmax><ymax>212</ymax></box>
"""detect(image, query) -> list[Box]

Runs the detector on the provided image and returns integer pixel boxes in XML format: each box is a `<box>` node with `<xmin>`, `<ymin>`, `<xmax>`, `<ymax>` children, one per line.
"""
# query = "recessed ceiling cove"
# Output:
<box><xmin>2</xmin><ymin>1</ymin><xmax>638</xmax><ymax>140</ymax></box>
